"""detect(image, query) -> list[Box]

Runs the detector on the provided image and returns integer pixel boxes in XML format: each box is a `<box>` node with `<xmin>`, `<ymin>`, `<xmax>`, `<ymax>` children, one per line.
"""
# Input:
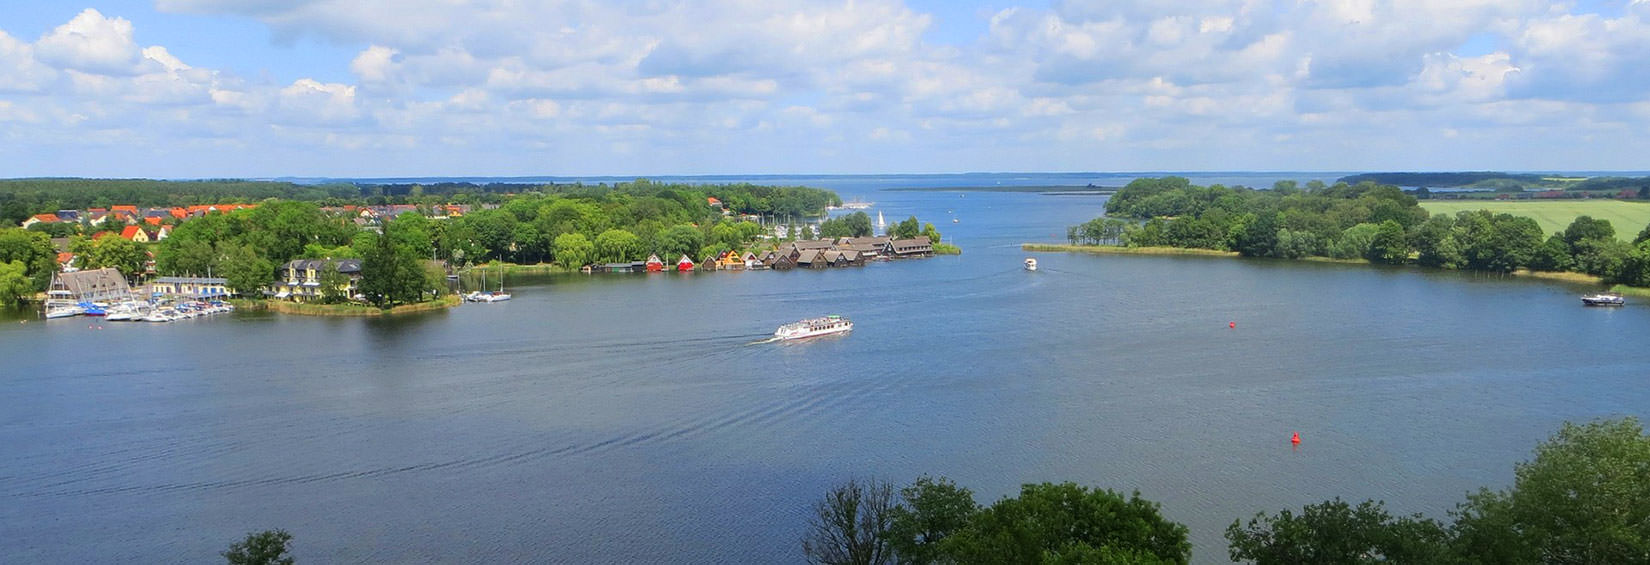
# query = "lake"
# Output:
<box><xmin>4</xmin><ymin>188</ymin><xmax>1648</xmax><ymax>563</ymax></box>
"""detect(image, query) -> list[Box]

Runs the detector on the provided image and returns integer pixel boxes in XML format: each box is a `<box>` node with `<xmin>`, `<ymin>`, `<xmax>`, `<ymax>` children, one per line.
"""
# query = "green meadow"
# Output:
<box><xmin>1421</xmin><ymin>200</ymin><xmax>1650</xmax><ymax>239</ymax></box>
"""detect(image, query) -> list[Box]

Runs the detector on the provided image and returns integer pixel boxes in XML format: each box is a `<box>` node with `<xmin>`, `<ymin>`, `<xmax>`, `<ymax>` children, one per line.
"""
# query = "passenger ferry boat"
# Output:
<box><xmin>1581</xmin><ymin>293</ymin><xmax>1625</xmax><ymax>306</ymax></box>
<box><xmin>774</xmin><ymin>315</ymin><xmax>853</xmax><ymax>341</ymax></box>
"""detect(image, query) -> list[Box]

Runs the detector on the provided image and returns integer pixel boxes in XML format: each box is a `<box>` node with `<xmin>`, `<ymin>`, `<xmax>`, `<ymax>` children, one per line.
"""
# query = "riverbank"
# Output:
<box><xmin>1024</xmin><ymin>243</ymin><xmax>1650</xmax><ymax>294</ymax></box>
<box><xmin>232</xmin><ymin>294</ymin><xmax>462</xmax><ymax>317</ymax></box>
<box><xmin>462</xmin><ymin>262</ymin><xmax>579</xmax><ymax>276</ymax></box>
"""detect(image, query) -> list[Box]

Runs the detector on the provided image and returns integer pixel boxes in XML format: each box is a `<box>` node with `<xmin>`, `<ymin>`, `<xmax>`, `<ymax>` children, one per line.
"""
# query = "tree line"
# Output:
<box><xmin>803</xmin><ymin>417</ymin><xmax>1650</xmax><ymax>564</ymax></box>
<box><xmin>0</xmin><ymin>181</ymin><xmax>843</xmax><ymax>306</ymax></box>
<box><xmin>1073</xmin><ymin>177</ymin><xmax>1650</xmax><ymax>287</ymax></box>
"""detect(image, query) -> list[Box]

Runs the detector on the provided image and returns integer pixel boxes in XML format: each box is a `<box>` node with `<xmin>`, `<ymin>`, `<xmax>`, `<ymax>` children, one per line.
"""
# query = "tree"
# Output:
<box><xmin>1451</xmin><ymin>418</ymin><xmax>1650</xmax><ymax>565</ymax></box>
<box><xmin>1636</xmin><ymin>223</ymin><xmax>1650</xmax><ymax>245</ymax></box>
<box><xmin>1368</xmin><ymin>220</ymin><xmax>1410</xmax><ymax>264</ymax></box>
<box><xmin>552</xmin><ymin>232</ymin><xmax>595</xmax><ymax>268</ymax></box>
<box><xmin>920</xmin><ymin>223</ymin><xmax>941</xmax><ymax>245</ymax></box>
<box><xmin>0</xmin><ymin>228</ymin><xmax>58</xmax><ymax>291</ymax></box>
<box><xmin>318</xmin><ymin>261</ymin><xmax>350</xmax><ymax>304</ymax></box>
<box><xmin>893</xmin><ymin>216</ymin><xmax>921</xmax><ymax>240</ymax></box>
<box><xmin>1226</xmin><ymin>498</ymin><xmax>1451</xmax><ymax>564</ymax></box>
<box><xmin>157</xmin><ymin>238</ymin><xmax>219</xmax><ymax>276</ymax></box>
<box><xmin>803</xmin><ymin>478</ymin><xmax>898</xmax><ymax>565</ymax></box>
<box><xmin>0</xmin><ymin>260</ymin><xmax>32</xmax><ymax>305</ymax></box>
<box><xmin>1234</xmin><ymin>213</ymin><xmax>1279</xmax><ymax>257</ymax></box>
<box><xmin>358</xmin><ymin>231</ymin><xmax>428</xmax><ymax>308</ymax></box>
<box><xmin>655</xmin><ymin>225</ymin><xmax>704</xmax><ymax>260</ymax></box>
<box><xmin>218</xmin><ymin>242</ymin><xmax>272</xmax><ymax>296</ymax></box>
<box><xmin>222</xmin><ymin>529</ymin><xmax>294</xmax><ymax>565</ymax></box>
<box><xmin>887</xmin><ymin>476</ymin><xmax>978</xmax><ymax>565</ymax></box>
<box><xmin>941</xmin><ymin>483</ymin><xmax>1191</xmax><ymax>564</ymax></box>
<box><xmin>1328</xmin><ymin>223</ymin><xmax>1380</xmax><ymax>260</ymax></box>
<box><xmin>1561</xmin><ymin>216</ymin><xmax>1615</xmax><ymax>252</ymax></box>
<box><xmin>594</xmin><ymin>229</ymin><xmax>641</xmax><ymax>264</ymax></box>
<box><xmin>84</xmin><ymin>236</ymin><xmax>147</xmax><ymax>279</ymax></box>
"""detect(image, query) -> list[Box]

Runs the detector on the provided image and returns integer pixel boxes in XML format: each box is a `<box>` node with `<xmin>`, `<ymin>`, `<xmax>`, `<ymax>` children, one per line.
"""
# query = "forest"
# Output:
<box><xmin>1072</xmin><ymin>177</ymin><xmax>1650</xmax><ymax>287</ymax></box>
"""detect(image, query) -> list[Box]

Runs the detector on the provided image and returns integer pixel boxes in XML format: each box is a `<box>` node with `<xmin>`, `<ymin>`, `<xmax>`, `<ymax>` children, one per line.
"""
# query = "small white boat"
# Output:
<box><xmin>1581</xmin><ymin>293</ymin><xmax>1625</xmax><ymax>306</ymax></box>
<box><xmin>1024</xmin><ymin>257</ymin><xmax>1038</xmax><ymax>272</ymax></box>
<box><xmin>774</xmin><ymin>315</ymin><xmax>853</xmax><ymax>341</ymax></box>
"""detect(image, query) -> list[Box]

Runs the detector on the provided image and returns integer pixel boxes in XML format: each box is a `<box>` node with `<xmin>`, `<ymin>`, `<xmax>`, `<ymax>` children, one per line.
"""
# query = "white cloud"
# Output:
<box><xmin>3</xmin><ymin>1</ymin><xmax>1650</xmax><ymax>175</ymax></box>
<box><xmin>33</xmin><ymin>9</ymin><xmax>146</xmax><ymax>76</ymax></box>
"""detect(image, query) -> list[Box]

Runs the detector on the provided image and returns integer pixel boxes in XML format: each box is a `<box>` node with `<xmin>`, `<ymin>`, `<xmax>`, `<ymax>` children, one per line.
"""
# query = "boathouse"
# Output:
<box><xmin>890</xmin><ymin>238</ymin><xmax>934</xmax><ymax>257</ymax></box>
<box><xmin>49</xmin><ymin>268</ymin><xmax>132</xmax><ymax>303</ymax></box>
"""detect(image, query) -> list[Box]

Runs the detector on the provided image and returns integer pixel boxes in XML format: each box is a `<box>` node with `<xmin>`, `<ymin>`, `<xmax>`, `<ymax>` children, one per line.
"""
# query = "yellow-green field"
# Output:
<box><xmin>1420</xmin><ymin>200</ymin><xmax>1650</xmax><ymax>239</ymax></box>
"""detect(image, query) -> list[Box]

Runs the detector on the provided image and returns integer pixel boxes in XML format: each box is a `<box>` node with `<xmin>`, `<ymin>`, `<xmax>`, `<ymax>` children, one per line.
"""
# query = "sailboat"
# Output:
<box><xmin>467</xmin><ymin>264</ymin><xmax>511</xmax><ymax>303</ymax></box>
<box><xmin>876</xmin><ymin>210</ymin><xmax>886</xmax><ymax>234</ymax></box>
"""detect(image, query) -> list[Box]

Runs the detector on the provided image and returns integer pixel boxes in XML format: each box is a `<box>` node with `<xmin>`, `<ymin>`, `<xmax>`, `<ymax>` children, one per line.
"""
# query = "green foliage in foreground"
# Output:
<box><xmin>1229</xmin><ymin>417</ymin><xmax>1650</xmax><ymax>564</ymax></box>
<box><xmin>223</xmin><ymin>529</ymin><xmax>294</xmax><ymax>565</ymax></box>
<box><xmin>805</xmin><ymin>477</ymin><xmax>1189</xmax><ymax>565</ymax></box>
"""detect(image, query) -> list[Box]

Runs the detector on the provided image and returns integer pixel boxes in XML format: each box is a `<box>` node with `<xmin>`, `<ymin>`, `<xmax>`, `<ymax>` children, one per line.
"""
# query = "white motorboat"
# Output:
<box><xmin>774</xmin><ymin>315</ymin><xmax>853</xmax><ymax>341</ymax></box>
<box><xmin>1581</xmin><ymin>293</ymin><xmax>1625</xmax><ymax>306</ymax></box>
<box><xmin>1024</xmin><ymin>257</ymin><xmax>1038</xmax><ymax>271</ymax></box>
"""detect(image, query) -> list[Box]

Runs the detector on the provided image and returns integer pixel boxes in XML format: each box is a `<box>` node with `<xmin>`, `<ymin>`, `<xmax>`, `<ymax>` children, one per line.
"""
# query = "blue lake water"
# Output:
<box><xmin>3</xmin><ymin>188</ymin><xmax>1648</xmax><ymax>563</ymax></box>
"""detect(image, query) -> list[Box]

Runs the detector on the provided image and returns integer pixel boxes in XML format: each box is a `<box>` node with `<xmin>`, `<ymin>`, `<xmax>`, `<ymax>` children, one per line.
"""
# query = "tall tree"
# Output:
<box><xmin>222</xmin><ymin>529</ymin><xmax>294</xmax><ymax>565</ymax></box>
<box><xmin>1451</xmin><ymin>418</ymin><xmax>1650</xmax><ymax>564</ymax></box>
<box><xmin>552</xmin><ymin>232</ymin><xmax>595</xmax><ymax>268</ymax></box>
<box><xmin>887</xmin><ymin>476</ymin><xmax>978</xmax><ymax>565</ymax></box>
<box><xmin>942</xmin><ymin>483</ymin><xmax>1191</xmax><ymax>564</ymax></box>
<box><xmin>803</xmin><ymin>478</ymin><xmax>898</xmax><ymax>565</ymax></box>
<box><xmin>0</xmin><ymin>260</ymin><xmax>33</xmax><ymax>305</ymax></box>
<box><xmin>1226</xmin><ymin>498</ymin><xmax>1451</xmax><ymax>564</ymax></box>
<box><xmin>217</xmin><ymin>242</ymin><xmax>272</xmax><ymax>296</ymax></box>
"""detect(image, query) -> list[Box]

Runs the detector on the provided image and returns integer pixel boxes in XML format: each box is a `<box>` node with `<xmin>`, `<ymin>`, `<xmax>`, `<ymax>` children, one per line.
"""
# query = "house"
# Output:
<box><xmin>57</xmin><ymin>252</ymin><xmax>77</xmax><ymax>272</ymax></box>
<box><xmin>143</xmin><ymin>216</ymin><xmax>163</xmax><ymax>226</ymax></box>
<box><xmin>890</xmin><ymin>237</ymin><xmax>934</xmax><ymax>257</ymax></box>
<box><xmin>823</xmin><ymin>249</ymin><xmax>861</xmax><ymax>267</ymax></box>
<box><xmin>151</xmin><ymin>276</ymin><xmax>229</xmax><ymax>299</ymax></box>
<box><xmin>155</xmin><ymin>226</ymin><xmax>171</xmax><ymax>241</ymax></box>
<box><xmin>790</xmin><ymin>239</ymin><xmax>835</xmax><ymax>252</ymax></box>
<box><xmin>21</xmin><ymin>214</ymin><xmax>58</xmax><ymax>229</ymax></box>
<box><xmin>170</xmin><ymin>207</ymin><xmax>189</xmax><ymax>219</ymax></box>
<box><xmin>707</xmin><ymin>197</ymin><xmax>722</xmax><ymax>208</ymax></box>
<box><xmin>120</xmin><ymin>225</ymin><xmax>152</xmax><ymax>243</ymax></box>
<box><xmin>742</xmin><ymin>251</ymin><xmax>762</xmax><ymax>270</ymax></box>
<box><xmin>49</xmin><ymin>268</ymin><xmax>132</xmax><ymax>303</ymax></box>
<box><xmin>677</xmin><ymin>255</ymin><xmax>695</xmax><ymax>272</ymax></box>
<box><xmin>645</xmin><ymin>254</ymin><xmax>665</xmax><ymax>272</ymax></box>
<box><xmin>270</xmin><ymin>258</ymin><xmax>362</xmax><ymax>302</ymax></box>
<box><xmin>55</xmin><ymin>210</ymin><xmax>80</xmax><ymax>222</ymax></box>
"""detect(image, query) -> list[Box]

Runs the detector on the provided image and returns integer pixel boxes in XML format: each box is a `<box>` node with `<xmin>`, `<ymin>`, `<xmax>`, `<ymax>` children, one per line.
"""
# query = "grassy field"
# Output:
<box><xmin>1420</xmin><ymin>200</ymin><xmax>1650</xmax><ymax>238</ymax></box>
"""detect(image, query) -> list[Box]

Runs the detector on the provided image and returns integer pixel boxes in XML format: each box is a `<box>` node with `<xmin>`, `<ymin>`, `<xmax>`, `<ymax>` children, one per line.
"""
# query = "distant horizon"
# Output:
<box><xmin>7</xmin><ymin>169</ymin><xmax>1650</xmax><ymax>184</ymax></box>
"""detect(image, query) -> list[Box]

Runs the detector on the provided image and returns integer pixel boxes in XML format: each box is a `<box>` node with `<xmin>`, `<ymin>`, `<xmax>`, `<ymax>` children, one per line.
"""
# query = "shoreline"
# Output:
<box><xmin>232</xmin><ymin>294</ymin><xmax>463</xmax><ymax>317</ymax></box>
<box><xmin>1023</xmin><ymin>243</ymin><xmax>1646</xmax><ymax>293</ymax></box>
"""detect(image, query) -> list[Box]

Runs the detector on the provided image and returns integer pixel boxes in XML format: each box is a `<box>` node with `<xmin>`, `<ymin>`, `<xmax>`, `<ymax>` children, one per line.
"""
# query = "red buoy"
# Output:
<box><xmin>1291</xmin><ymin>432</ymin><xmax>1301</xmax><ymax>445</ymax></box>
<box><xmin>1229</xmin><ymin>321</ymin><xmax>1236</xmax><ymax>329</ymax></box>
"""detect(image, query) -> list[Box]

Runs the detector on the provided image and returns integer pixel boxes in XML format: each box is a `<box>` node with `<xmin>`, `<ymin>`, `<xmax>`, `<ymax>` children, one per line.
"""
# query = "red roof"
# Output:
<box><xmin>57</xmin><ymin>252</ymin><xmax>74</xmax><ymax>265</ymax></box>
<box><xmin>706</xmin><ymin>197</ymin><xmax>722</xmax><ymax>205</ymax></box>
<box><xmin>121</xmin><ymin>225</ymin><xmax>144</xmax><ymax>240</ymax></box>
<box><xmin>170</xmin><ymin>207</ymin><xmax>188</xmax><ymax>218</ymax></box>
<box><xmin>144</xmin><ymin>217</ymin><xmax>162</xmax><ymax>226</ymax></box>
<box><xmin>31</xmin><ymin>213</ymin><xmax>58</xmax><ymax>223</ymax></box>
<box><xmin>112</xmin><ymin>205</ymin><xmax>138</xmax><ymax>213</ymax></box>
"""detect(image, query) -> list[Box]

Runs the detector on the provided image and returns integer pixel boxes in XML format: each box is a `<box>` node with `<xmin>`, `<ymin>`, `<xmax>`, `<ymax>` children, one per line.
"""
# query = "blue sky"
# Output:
<box><xmin>2</xmin><ymin>0</ymin><xmax>1649</xmax><ymax>178</ymax></box>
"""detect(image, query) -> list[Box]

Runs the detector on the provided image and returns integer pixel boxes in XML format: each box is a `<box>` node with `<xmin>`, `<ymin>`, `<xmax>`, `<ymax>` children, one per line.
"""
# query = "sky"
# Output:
<box><xmin>2</xmin><ymin>0</ymin><xmax>1649</xmax><ymax>178</ymax></box>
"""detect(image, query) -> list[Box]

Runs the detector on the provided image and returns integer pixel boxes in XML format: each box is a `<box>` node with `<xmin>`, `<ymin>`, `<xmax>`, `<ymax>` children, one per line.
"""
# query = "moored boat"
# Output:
<box><xmin>774</xmin><ymin>315</ymin><xmax>853</xmax><ymax>341</ymax></box>
<box><xmin>1024</xmin><ymin>257</ymin><xmax>1038</xmax><ymax>271</ymax></box>
<box><xmin>1581</xmin><ymin>293</ymin><xmax>1625</xmax><ymax>306</ymax></box>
